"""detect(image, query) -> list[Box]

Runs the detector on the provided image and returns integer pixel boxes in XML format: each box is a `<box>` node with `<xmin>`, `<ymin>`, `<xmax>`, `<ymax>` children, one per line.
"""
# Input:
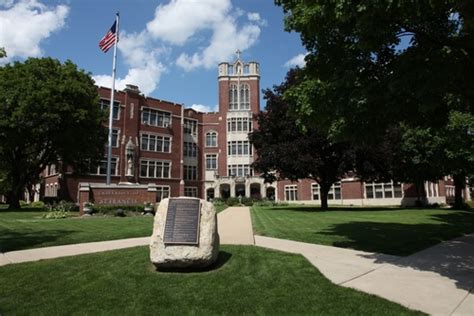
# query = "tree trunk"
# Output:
<box><xmin>453</xmin><ymin>174</ymin><xmax>465</xmax><ymax>209</ymax></box>
<box><xmin>6</xmin><ymin>189</ymin><xmax>21</xmax><ymax>210</ymax></box>
<box><xmin>320</xmin><ymin>183</ymin><xmax>330</xmax><ymax>211</ymax></box>
<box><xmin>414</xmin><ymin>180</ymin><xmax>427</xmax><ymax>207</ymax></box>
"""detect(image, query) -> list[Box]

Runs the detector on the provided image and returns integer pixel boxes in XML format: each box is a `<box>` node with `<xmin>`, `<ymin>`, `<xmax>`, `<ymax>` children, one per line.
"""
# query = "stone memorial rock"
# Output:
<box><xmin>150</xmin><ymin>197</ymin><xmax>219</xmax><ymax>269</ymax></box>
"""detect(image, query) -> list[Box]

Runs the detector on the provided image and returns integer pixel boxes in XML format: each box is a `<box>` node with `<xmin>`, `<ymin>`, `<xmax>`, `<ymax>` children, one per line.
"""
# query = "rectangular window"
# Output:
<box><xmin>91</xmin><ymin>157</ymin><xmax>118</xmax><ymax>176</ymax></box>
<box><xmin>365</xmin><ymin>182</ymin><xmax>403</xmax><ymax>199</ymax></box>
<box><xmin>227</xmin><ymin>141</ymin><xmax>252</xmax><ymax>156</ymax></box>
<box><xmin>157</xmin><ymin>186</ymin><xmax>170</xmax><ymax>202</ymax></box>
<box><xmin>140</xmin><ymin>134</ymin><xmax>171</xmax><ymax>153</ymax></box>
<box><xmin>227</xmin><ymin>117</ymin><xmax>253</xmax><ymax>133</ymax></box>
<box><xmin>111</xmin><ymin>129</ymin><xmax>120</xmax><ymax>148</ymax></box>
<box><xmin>141</xmin><ymin>108</ymin><xmax>171</xmax><ymax>127</ymax></box>
<box><xmin>184</xmin><ymin>165</ymin><xmax>197</xmax><ymax>180</ymax></box>
<box><xmin>183</xmin><ymin>142</ymin><xmax>198</xmax><ymax>157</ymax></box>
<box><xmin>184</xmin><ymin>187</ymin><xmax>198</xmax><ymax>197</ymax></box>
<box><xmin>312</xmin><ymin>182</ymin><xmax>342</xmax><ymax>200</ymax></box>
<box><xmin>206</xmin><ymin>154</ymin><xmax>217</xmax><ymax>170</ymax></box>
<box><xmin>99</xmin><ymin>99</ymin><xmax>120</xmax><ymax>120</ymax></box>
<box><xmin>311</xmin><ymin>183</ymin><xmax>320</xmax><ymax>200</ymax></box>
<box><xmin>184</xmin><ymin>119</ymin><xmax>198</xmax><ymax>135</ymax></box>
<box><xmin>285</xmin><ymin>185</ymin><xmax>298</xmax><ymax>201</ymax></box>
<box><xmin>140</xmin><ymin>160</ymin><xmax>171</xmax><ymax>178</ymax></box>
<box><xmin>227</xmin><ymin>164</ymin><xmax>253</xmax><ymax>177</ymax></box>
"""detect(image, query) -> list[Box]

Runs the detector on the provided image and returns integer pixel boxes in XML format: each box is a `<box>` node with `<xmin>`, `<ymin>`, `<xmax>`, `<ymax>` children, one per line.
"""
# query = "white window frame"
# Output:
<box><xmin>139</xmin><ymin>159</ymin><xmax>171</xmax><ymax>178</ymax></box>
<box><xmin>206</xmin><ymin>154</ymin><xmax>218</xmax><ymax>170</ymax></box>
<box><xmin>157</xmin><ymin>186</ymin><xmax>170</xmax><ymax>202</ymax></box>
<box><xmin>99</xmin><ymin>99</ymin><xmax>120</xmax><ymax>120</ymax></box>
<box><xmin>365</xmin><ymin>181</ymin><xmax>403</xmax><ymax>199</ymax></box>
<box><xmin>183</xmin><ymin>118</ymin><xmax>198</xmax><ymax>136</ymax></box>
<box><xmin>227</xmin><ymin>164</ymin><xmax>253</xmax><ymax>177</ymax></box>
<box><xmin>205</xmin><ymin>131</ymin><xmax>218</xmax><ymax>147</ymax></box>
<box><xmin>141</xmin><ymin>107</ymin><xmax>172</xmax><ymax>128</ymax></box>
<box><xmin>140</xmin><ymin>133</ymin><xmax>172</xmax><ymax>153</ymax></box>
<box><xmin>90</xmin><ymin>157</ymin><xmax>119</xmax><ymax>176</ymax></box>
<box><xmin>184</xmin><ymin>187</ymin><xmax>198</xmax><ymax>197</ymax></box>
<box><xmin>285</xmin><ymin>185</ymin><xmax>298</xmax><ymax>201</ymax></box>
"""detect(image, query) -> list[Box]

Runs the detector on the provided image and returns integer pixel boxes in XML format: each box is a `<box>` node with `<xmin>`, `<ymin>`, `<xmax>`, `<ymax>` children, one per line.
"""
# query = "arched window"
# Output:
<box><xmin>229</xmin><ymin>84</ymin><xmax>238</xmax><ymax>110</ymax></box>
<box><xmin>240</xmin><ymin>83</ymin><xmax>250</xmax><ymax>110</ymax></box>
<box><xmin>206</xmin><ymin>131</ymin><xmax>217</xmax><ymax>147</ymax></box>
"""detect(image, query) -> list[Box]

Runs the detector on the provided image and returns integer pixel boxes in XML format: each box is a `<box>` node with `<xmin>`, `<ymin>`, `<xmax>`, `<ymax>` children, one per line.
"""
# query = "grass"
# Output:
<box><xmin>0</xmin><ymin>205</ymin><xmax>227</xmax><ymax>253</ymax></box>
<box><xmin>213</xmin><ymin>203</ymin><xmax>228</xmax><ymax>213</ymax></box>
<box><xmin>0</xmin><ymin>245</ymin><xmax>422</xmax><ymax>315</ymax></box>
<box><xmin>0</xmin><ymin>209</ymin><xmax>153</xmax><ymax>252</ymax></box>
<box><xmin>251</xmin><ymin>205</ymin><xmax>474</xmax><ymax>256</ymax></box>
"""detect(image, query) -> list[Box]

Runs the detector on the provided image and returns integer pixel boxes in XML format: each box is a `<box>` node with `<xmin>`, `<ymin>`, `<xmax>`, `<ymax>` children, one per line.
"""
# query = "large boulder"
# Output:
<box><xmin>150</xmin><ymin>197</ymin><xmax>219</xmax><ymax>269</ymax></box>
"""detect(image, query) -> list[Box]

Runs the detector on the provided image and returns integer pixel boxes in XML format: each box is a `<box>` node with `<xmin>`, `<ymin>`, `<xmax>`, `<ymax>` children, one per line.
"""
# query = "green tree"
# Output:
<box><xmin>0</xmin><ymin>47</ymin><xmax>6</xmax><ymax>58</ymax></box>
<box><xmin>250</xmin><ymin>69</ymin><xmax>354</xmax><ymax>210</ymax></box>
<box><xmin>276</xmin><ymin>0</ymin><xmax>474</xmax><ymax>205</ymax></box>
<box><xmin>0</xmin><ymin>58</ymin><xmax>107</xmax><ymax>209</ymax></box>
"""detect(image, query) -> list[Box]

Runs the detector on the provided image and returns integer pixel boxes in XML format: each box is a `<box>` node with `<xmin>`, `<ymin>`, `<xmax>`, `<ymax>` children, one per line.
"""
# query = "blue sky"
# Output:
<box><xmin>0</xmin><ymin>0</ymin><xmax>306</xmax><ymax>112</ymax></box>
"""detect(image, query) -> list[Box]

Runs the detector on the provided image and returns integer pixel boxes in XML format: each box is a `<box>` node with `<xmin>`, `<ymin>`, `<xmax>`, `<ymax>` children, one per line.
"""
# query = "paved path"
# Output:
<box><xmin>1</xmin><ymin>206</ymin><xmax>473</xmax><ymax>315</ymax></box>
<box><xmin>217</xmin><ymin>206</ymin><xmax>254</xmax><ymax>245</ymax></box>
<box><xmin>256</xmin><ymin>234</ymin><xmax>474</xmax><ymax>316</ymax></box>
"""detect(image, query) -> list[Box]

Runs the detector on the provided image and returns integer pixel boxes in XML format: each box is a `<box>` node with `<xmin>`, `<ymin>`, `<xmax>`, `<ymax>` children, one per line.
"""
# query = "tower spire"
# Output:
<box><xmin>235</xmin><ymin>49</ymin><xmax>241</xmax><ymax>61</ymax></box>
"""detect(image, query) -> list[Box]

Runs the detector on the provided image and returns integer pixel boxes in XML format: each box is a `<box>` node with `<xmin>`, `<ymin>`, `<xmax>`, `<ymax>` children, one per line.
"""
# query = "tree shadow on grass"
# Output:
<box><xmin>268</xmin><ymin>206</ymin><xmax>414</xmax><ymax>213</ymax></box>
<box><xmin>319</xmin><ymin>211</ymin><xmax>474</xmax><ymax>291</ymax></box>
<box><xmin>154</xmin><ymin>251</ymin><xmax>233</xmax><ymax>273</ymax></box>
<box><xmin>0</xmin><ymin>229</ymin><xmax>78</xmax><ymax>253</ymax></box>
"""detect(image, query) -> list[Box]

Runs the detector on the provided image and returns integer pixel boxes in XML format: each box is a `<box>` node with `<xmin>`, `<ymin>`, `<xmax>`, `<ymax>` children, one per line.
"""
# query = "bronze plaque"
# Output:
<box><xmin>163</xmin><ymin>198</ymin><xmax>201</xmax><ymax>245</ymax></box>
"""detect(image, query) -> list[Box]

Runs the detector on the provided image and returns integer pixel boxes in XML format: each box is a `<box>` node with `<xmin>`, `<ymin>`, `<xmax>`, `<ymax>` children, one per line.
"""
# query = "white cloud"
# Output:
<box><xmin>147</xmin><ymin>0</ymin><xmax>231</xmax><ymax>45</ymax></box>
<box><xmin>176</xmin><ymin>15</ymin><xmax>261</xmax><ymax>71</ymax></box>
<box><xmin>146</xmin><ymin>0</ymin><xmax>263</xmax><ymax>71</ymax></box>
<box><xmin>284</xmin><ymin>53</ymin><xmax>307</xmax><ymax>68</ymax></box>
<box><xmin>190</xmin><ymin>103</ymin><xmax>216</xmax><ymax>113</ymax></box>
<box><xmin>0</xmin><ymin>0</ymin><xmax>69</xmax><ymax>63</ymax></box>
<box><xmin>93</xmin><ymin>31</ymin><xmax>166</xmax><ymax>95</ymax></box>
<box><xmin>247</xmin><ymin>12</ymin><xmax>267</xmax><ymax>26</ymax></box>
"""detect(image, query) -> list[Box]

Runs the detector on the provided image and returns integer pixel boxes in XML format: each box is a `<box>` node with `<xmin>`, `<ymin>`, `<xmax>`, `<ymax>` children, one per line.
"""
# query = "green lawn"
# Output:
<box><xmin>252</xmin><ymin>205</ymin><xmax>474</xmax><ymax>256</ymax></box>
<box><xmin>0</xmin><ymin>245</ymin><xmax>422</xmax><ymax>315</ymax></box>
<box><xmin>0</xmin><ymin>209</ymin><xmax>153</xmax><ymax>252</ymax></box>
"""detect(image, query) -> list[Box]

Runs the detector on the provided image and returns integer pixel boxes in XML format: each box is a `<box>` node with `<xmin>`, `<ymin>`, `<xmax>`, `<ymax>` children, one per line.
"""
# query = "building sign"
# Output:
<box><xmin>93</xmin><ymin>189</ymin><xmax>142</xmax><ymax>205</ymax></box>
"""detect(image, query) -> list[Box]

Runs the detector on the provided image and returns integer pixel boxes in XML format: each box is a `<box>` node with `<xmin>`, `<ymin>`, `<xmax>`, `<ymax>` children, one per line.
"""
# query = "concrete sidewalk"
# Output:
<box><xmin>256</xmin><ymin>234</ymin><xmax>474</xmax><ymax>316</ymax></box>
<box><xmin>217</xmin><ymin>206</ymin><xmax>254</xmax><ymax>245</ymax></box>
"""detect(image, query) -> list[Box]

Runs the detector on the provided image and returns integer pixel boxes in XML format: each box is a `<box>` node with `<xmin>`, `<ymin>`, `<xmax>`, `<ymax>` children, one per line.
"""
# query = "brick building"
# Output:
<box><xmin>41</xmin><ymin>55</ymin><xmax>470</xmax><ymax>206</ymax></box>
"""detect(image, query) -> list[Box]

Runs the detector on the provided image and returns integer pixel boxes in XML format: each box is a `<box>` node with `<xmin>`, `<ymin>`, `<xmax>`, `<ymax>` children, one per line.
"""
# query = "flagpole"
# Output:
<box><xmin>106</xmin><ymin>12</ymin><xmax>119</xmax><ymax>185</ymax></box>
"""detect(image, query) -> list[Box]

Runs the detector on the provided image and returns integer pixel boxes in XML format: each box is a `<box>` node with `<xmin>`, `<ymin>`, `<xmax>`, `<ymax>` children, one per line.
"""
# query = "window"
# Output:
<box><xmin>229</xmin><ymin>84</ymin><xmax>238</xmax><ymax>110</ymax></box>
<box><xmin>425</xmin><ymin>181</ymin><xmax>439</xmax><ymax>197</ymax></box>
<box><xmin>206</xmin><ymin>154</ymin><xmax>217</xmax><ymax>170</ymax></box>
<box><xmin>311</xmin><ymin>182</ymin><xmax>342</xmax><ymax>200</ymax></box>
<box><xmin>140</xmin><ymin>134</ymin><xmax>171</xmax><ymax>153</ymax></box>
<box><xmin>111</xmin><ymin>129</ymin><xmax>120</xmax><ymax>148</ymax></box>
<box><xmin>47</xmin><ymin>164</ymin><xmax>57</xmax><ymax>176</ymax></box>
<box><xmin>206</xmin><ymin>131</ymin><xmax>217</xmax><ymax>147</ymax></box>
<box><xmin>141</xmin><ymin>108</ymin><xmax>171</xmax><ymax>127</ymax></box>
<box><xmin>90</xmin><ymin>157</ymin><xmax>118</xmax><ymax>176</ymax></box>
<box><xmin>184</xmin><ymin>165</ymin><xmax>197</xmax><ymax>180</ymax></box>
<box><xmin>229</xmin><ymin>83</ymin><xmax>250</xmax><ymax>111</ymax></box>
<box><xmin>285</xmin><ymin>185</ymin><xmax>298</xmax><ymax>201</ymax></box>
<box><xmin>157</xmin><ymin>186</ymin><xmax>170</xmax><ymax>202</ymax></box>
<box><xmin>240</xmin><ymin>83</ymin><xmax>250</xmax><ymax>110</ymax></box>
<box><xmin>227</xmin><ymin>141</ymin><xmax>252</xmax><ymax>156</ymax></box>
<box><xmin>184</xmin><ymin>187</ymin><xmax>198</xmax><ymax>197</ymax></box>
<box><xmin>140</xmin><ymin>160</ymin><xmax>170</xmax><ymax>178</ymax></box>
<box><xmin>365</xmin><ymin>181</ymin><xmax>402</xmax><ymax>199</ymax></box>
<box><xmin>183</xmin><ymin>142</ymin><xmax>197</xmax><ymax>157</ymax></box>
<box><xmin>184</xmin><ymin>119</ymin><xmax>197</xmax><ymax>135</ymax></box>
<box><xmin>227</xmin><ymin>117</ymin><xmax>252</xmax><ymax>133</ymax></box>
<box><xmin>227</xmin><ymin>164</ymin><xmax>253</xmax><ymax>177</ymax></box>
<box><xmin>99</xmin><ymin>99</ymin><xmax>120</xmax><ymax>120</ymax></box>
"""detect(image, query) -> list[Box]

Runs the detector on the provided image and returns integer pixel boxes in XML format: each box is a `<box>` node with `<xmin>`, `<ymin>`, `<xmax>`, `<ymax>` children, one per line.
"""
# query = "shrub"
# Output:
<box><xmin>54</xmin><ymin>200</ymin><xmax>78</xmax><ymax>212</ymax></box>
<box><xmin>42</xmin><ymin>210</ymin><xmax>69</xmax><ymax>219</ymax></box>
<box><xmin>241</xmin><ymin>197</ymin><xmax>254</xmax><ymax>206</ymax></box>
<box><xmin>19</xmin><ymin>200</ymin><xmax>29</xmax><ymax>207</ymax></box>
<box><xmin>226</xmin><ymin>197</ymin><xmax>239</xmax><ymax>206</ymax></box>
<box><xmin>92</xmin><ymin>204</ymin><xmax>144</xmax><ymax>216</ymax></box>
<box><xmin>30</xmin><ymin>201</ymin><xmax>45</xmax><ymax>209</ymax></box>
<box><xmin>255</xmin><ymin>198</ymin><xmax>273</xmax><ymax>207</ymax></box>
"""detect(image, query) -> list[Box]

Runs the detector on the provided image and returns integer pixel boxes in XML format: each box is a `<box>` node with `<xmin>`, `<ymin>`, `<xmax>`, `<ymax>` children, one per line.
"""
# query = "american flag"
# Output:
<box><xmin>99</xmin><ymin>21</ymin><xmax>118</xmax><ymax>53</ymax></box>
